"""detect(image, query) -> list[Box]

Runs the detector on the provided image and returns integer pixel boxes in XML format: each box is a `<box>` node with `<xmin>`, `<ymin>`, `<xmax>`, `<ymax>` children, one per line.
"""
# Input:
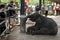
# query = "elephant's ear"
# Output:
<box><xmin>36</xmin><ymin>18</ymin><xmax>41</xmax><ymax>23</ymax></box>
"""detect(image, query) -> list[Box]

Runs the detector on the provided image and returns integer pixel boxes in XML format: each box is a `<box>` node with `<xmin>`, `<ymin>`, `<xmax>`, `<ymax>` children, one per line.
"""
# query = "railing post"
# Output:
<box><xmin>39</xmin><ymin>0</ymin><xmax>41</xmax><ymax>10</ymax></box>
<box><xmin>20</xmin><ymin>0</ymin><xmax>26</xmax><ymax>33</ymax></box>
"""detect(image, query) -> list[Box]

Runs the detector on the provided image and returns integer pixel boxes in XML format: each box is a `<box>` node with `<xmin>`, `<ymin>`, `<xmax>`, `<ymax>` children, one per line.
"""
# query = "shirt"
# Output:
<box><xmin>0</xmin><ymin>12</ymin><xmax>5</xmax><ymax>22</ymax></box>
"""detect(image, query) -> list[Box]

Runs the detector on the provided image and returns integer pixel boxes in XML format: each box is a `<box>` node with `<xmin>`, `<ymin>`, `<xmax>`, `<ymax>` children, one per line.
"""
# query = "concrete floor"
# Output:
<box><xmin>6</xmin><ymin>15</ymin><xmax>60</xmax><ymax>40</ymax></box>
<box><xmin>6</xmin><ymin>27</ymin><xmax>60</xmax><ymax>40</ymax></box>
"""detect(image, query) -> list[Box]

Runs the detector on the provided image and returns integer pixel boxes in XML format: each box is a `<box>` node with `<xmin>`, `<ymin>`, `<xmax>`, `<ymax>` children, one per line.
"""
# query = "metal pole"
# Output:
<box><xmin>20</xmin><ymin>0</ymin><xmax>26</xmax><ymax>33</ymax></box>
<box><xmin>39</xmin><ymin>0</ymin><xmax>41</xmax><ymax>10</ymax></box>
<box><xmin>20</xmin><ymin>0</ymin><xmax>25</xmax><ymax>15</ymax></box>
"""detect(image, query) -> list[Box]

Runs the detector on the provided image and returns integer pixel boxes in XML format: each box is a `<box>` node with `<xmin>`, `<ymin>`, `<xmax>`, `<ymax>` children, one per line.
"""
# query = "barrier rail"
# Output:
<box><xmin>0</xmin><ymin>21</ymin><xmax>6</xmax><ymax>36</ymax></box>
<box><xmin>0</xmin><ymin>21</ymin><xmax>5</xmax><ymax>25</ymax></box>
<box><xmin>0</xmin><ymin>8</ymin><xmax>20</xmax><ymax>40</ymax></box>
<box><xmin>6</xmin><ymin>8</ymin><xmax>20</xmax><ymax>11</ymax></box>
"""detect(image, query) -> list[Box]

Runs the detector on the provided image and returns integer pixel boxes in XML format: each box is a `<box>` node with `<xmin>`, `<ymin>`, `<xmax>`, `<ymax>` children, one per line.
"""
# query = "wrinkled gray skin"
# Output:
<box><xmin>26</xmin><ymin>13</ymin><xmax>58</xmax><ymax>35</ymax></box>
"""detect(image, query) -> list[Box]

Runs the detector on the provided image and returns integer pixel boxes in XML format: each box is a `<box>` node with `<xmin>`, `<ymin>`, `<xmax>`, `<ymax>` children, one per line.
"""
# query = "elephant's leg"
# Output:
<box><xmin>31</xmin><ymin>28</ymin><xmax>50</xmax><ymax>35</ymax></box>
<box><xmin>49</xmin><ymin>27</ymin><xmax>58</xmax><ymax>35</ymax></box>
<box><xmin>26</xmin><ymin>26</ymin><xmax>35</xmax><ymax>34</ymax></box>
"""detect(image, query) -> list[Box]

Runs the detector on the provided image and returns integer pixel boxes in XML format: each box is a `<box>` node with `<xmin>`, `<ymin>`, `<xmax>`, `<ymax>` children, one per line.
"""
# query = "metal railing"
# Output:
<box><xmin>0</xmin><ymin>8</ymin><xmax>20</xmax><ymax>40</ymax></box>
<box><xmin>0</xmin><ymin>21</ymin><xmax>6</xmax><ymax>36</ymax></box>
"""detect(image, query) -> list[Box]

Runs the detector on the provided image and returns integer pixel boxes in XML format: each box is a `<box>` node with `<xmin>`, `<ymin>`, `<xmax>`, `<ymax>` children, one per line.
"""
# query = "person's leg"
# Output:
<box><xmin>58</xmin><ymin>10</ymin><xmax>60</xmax><ymax>15</ymax></box>
<box><xmin>53</xmin><ymin>10</ymin><xmax>55</xmax><ymax>15</ymax></box>
<box><xmin>59</xmin><ymin>11</ymin><xmax>60</xmax><ymax>15</ymax></box>
<box><xmin>45</xmin><ymin>11</ymin><xmax>48</xmax><ymax>16</ymax></box>
<box><xmin>56</xmin><ymin>10</ymin><xmax>59</xmax><ymax>15</ymax></box>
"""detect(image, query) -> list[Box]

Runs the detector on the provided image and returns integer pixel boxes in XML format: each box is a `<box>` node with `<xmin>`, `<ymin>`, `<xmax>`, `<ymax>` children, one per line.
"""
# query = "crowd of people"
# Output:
<box><xmin>53</xmin><ymin>4</ymin><xmax>60</xmax><ymax>15</ymax></box>
<box><xmin>25</xmin><ymin>3</ymin><xmax>33</xmax><ymax>16</ymax></box>
<box><xmin>0</xmin><ymin>1</ymin><xmax>18</xmax><ymax>35</ymax></box>
<box><xmin>0</xmin><ymin>4</ymin><xmax>6</xmax><ymax>35</ymax></box>
<box><xmin>0</xmin><ymin>0</ymin><xmax>60</xmax><ymax>35</ymax></box>
<box><xmin>41</xmin><ymin>4</ymin><xmax>60</xmax><ymax>16</ymax></box>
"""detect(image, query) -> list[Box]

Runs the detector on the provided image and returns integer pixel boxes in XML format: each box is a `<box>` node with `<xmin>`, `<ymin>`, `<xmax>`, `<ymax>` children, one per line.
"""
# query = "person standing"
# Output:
<box><xmin>53</xmin><ymin>5</ymin><xmax>56</xmax><ymax>15</ymax></box>
<box><xmin>56</xmin><ymin>4</ymin><xmax>60</xmax><ymax>15</ymax></box>
<box><xmin>35</xmin><ymin>3</ymin><xmax>40</xmax><ymax>13</ymax></box>
<box><xmin>6</xmin><ymin>1</ymin><xmax>17</xmax><ymax>28</ymax></box>
<box><xmin>7</xmin><ymin>1</ymin><xmax>16</xmax><ymax>17</ymax></box>
<box><xmin>45</xmin><ymin>6</ymin><xmax>48</xmax><ymax>16</ymax></box>
<box><xmin>0</xmin><ymin>4</ymin><xmax>6</xmax><ymax>35</ymax></box>
<box><xmin>26</xmin><ymin>7</ymin><xmax>30</xmax><ymax>16</ymax></box>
